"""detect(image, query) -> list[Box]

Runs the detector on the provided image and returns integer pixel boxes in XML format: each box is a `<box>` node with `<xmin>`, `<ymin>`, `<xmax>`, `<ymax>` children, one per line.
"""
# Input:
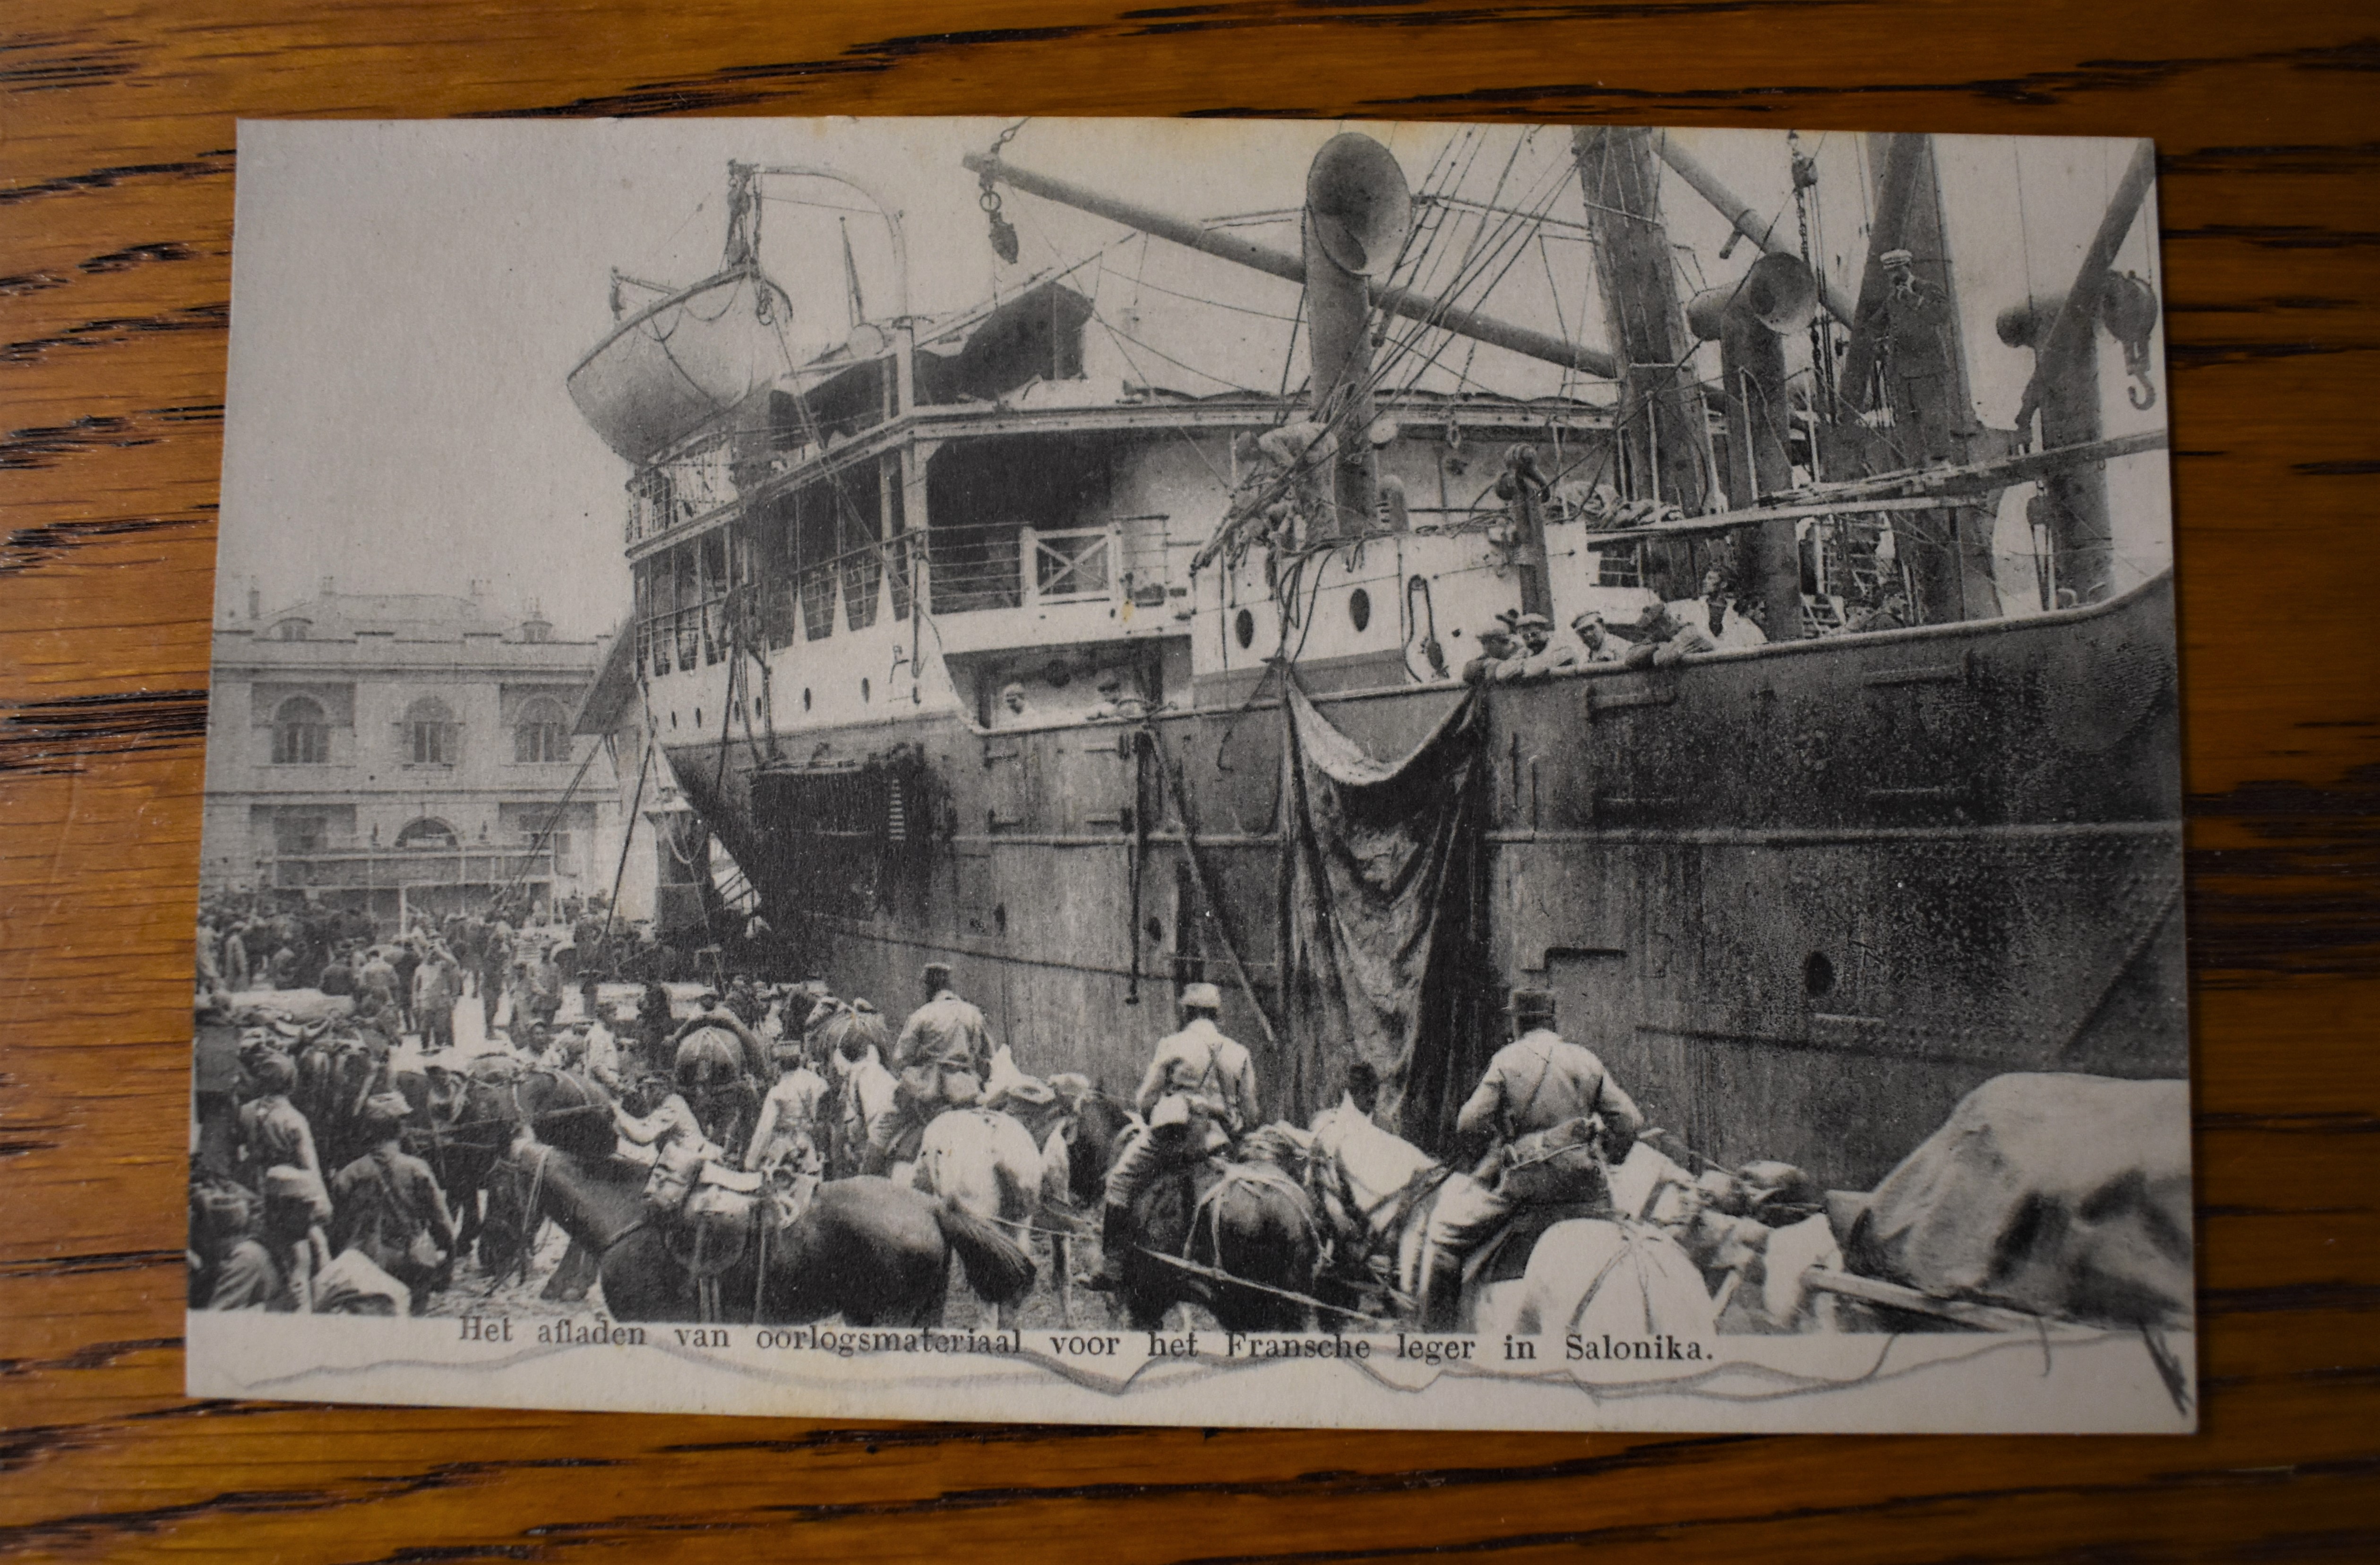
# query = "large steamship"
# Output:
<box><xmin>567</xmin><ymin>126</ymin><xmax>2182</xmax><ymax>1190</ymax></box>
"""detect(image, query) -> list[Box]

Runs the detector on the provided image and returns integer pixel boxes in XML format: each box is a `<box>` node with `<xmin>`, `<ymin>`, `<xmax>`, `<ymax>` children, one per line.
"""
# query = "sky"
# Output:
<box><xmin>217</xmin><ymin>118</ymin><xmax>2170</xmax><ymax>638</ymax></box>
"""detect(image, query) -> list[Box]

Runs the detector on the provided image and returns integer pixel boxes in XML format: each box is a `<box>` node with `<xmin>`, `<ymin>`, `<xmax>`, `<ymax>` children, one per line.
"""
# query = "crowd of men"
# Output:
<box><xmin>193</xmin><ymin>873</ymin><xmax>1657</xmax><ymax>1330</ymax></box>
<box><xmin>1448</xmin><ymin>564</ymin><xmax>1922</xmax><ymax>687</ymax></box>
<box><xmin>186</xmin><ymin>901</ymin><xmax>1073</xmax><ymax>1318</ymax></box>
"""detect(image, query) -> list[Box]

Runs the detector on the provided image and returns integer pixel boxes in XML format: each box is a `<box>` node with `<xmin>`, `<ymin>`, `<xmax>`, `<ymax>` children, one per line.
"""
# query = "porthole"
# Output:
<box><xmin>1234</xmin><ymin>607</ymin><xmax>1256</xmax><ymax>649</ymax></box>
<box><xmin>802</xmin><ymin>688</ymin><xmax>812</xmax><ymax>712</ymax></box>
<box><xmin>694</xmin><ymin>708</ymin><xmax>703</xmax><ymax>729</ymax></box>
<box><xmin>1349</xmin><ymin>587</ymin><xmax>1372</xmax><ymax>633</ymax></box>
<box><xmin>1803</xmin><ymin>952</ymin><xmax>1835</xmax><ymax>998</ymax></box>
<box><xmin>861</xmin><ymin>677</ymin><xmax>871</xmax><ymax>703</ymax></box>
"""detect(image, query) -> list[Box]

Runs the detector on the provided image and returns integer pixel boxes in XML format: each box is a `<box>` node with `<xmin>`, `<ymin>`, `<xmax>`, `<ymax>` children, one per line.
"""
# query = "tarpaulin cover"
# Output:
<box><xmin>1278</xmin><ymin>679</ymin><xmax>1489</xmax><ymax>1147</ymax></box>
<box><xmin>1848</xmin><ymin>1072</ymin><xmax>2193</xmax><ymax>1327</ymax></box>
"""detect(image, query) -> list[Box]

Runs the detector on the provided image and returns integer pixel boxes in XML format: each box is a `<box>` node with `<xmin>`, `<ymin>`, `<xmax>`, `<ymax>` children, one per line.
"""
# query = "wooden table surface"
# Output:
<box><xmin>4</xmin><ymin>2</ymin><xmax>2376</xmax><ymax>1559</ymax></box>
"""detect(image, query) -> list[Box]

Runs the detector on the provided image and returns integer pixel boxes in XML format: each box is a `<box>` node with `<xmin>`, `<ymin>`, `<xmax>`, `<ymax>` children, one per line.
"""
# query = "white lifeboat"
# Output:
<box><xmin>567</xmin><ymin>265</ymin><xmax>804</xmax><ymax>464</ymax></box>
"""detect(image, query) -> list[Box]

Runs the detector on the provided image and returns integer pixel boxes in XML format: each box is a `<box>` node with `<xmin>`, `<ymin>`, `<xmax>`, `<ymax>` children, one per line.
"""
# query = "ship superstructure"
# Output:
<box><xmin>569</xmin><ymin>127</ymin><xmax>2182</xmax><ymax>1189</ymax></box>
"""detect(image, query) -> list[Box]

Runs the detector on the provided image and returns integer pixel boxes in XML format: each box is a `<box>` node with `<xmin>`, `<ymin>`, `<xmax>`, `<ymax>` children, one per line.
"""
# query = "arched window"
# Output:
<box><xmin>515</xmin><ymin>697</ymin><xmax>570</xmax><ymax>764</ymax></box>
<box><xmin>395</xmin><ymin>817</ymin><xmax>459</xmax><ymax>850</ymax></box>
<box><xmin>272</xmin><ymin>618</ymin><xmax>311</xmax><ymax>641</ymax></box>
<box><xmin>403</xmin><ymin>696</ymin><xmax>457</xmax><ymax>765</ymax></box>
<box><xmin>271</xmin><ymin>695</ymin><xmax>329</xmax><ymax>765</ymax></box>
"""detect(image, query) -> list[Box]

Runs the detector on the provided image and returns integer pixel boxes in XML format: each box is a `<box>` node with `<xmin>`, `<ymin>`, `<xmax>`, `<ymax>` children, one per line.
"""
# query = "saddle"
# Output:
<box><xmin>983</xmin><ymin>1067</ymin><xmax>1085</xmax><ymax>1150</ymax></box>
<box><xmin>1462</xmin><ymin>1200</ymin><xmax>1608</xmax><ymax>1290</ymax></box>
<box><xmin>1186</xmin><ymin>1157</ymin><xmax>1321</xmax><ymax>1263</ymax></box>
<box><xmin>645</xmin><ymin>1139</ymin><xmax>813</xmax><ymax>1282</ymax></box>
<box><xmin>1486</xmin><ymin>1116</ymin><xmax>1615</xmax><ymax>1207</ymax></box>
<box><xmin>1458</xmin><ymin>1119</ymin><xmax>1623</xmax><ymax>1293</ymax></box>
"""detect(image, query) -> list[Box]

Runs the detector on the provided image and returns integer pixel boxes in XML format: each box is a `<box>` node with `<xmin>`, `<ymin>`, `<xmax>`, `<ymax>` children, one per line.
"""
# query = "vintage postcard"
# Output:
<box><xmin>188</xmin><ymin>117</ymin><xmax>2190</xmax><ymax>1431</ymax></box>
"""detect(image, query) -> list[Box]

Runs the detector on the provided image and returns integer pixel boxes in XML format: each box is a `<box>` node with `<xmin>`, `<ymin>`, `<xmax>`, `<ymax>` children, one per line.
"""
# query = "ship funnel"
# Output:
<box><xmin>1996</xmin><ymin>293</ymin><xmax>2061</xmax><ymax>350</ymax></box>
<box><xmin>1305</xmin><ymin>133</ymin><xmax>1413</xmax><ymax>277</ymax></box>
<box><xmin>1741</xmin><ymin>252</ymin><xmax>1820</xmax><ymax>334</ymax></box>
<box><xmin>1301</xmin><ymin>133</ymin><xmax>1412</xmax><ymax>540</ymax></box>
<box><xmin>1688</xmin><ymin>252</ymin><xmax>1821</xmax><ymax>340</ymax></box>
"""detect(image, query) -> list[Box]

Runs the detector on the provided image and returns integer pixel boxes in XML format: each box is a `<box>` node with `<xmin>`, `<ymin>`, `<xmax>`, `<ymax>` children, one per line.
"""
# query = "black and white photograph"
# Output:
<box><xmin>186</xmin><ymin>116</ymin><xmax>2190</xmax><ymax>1431</ymax></box>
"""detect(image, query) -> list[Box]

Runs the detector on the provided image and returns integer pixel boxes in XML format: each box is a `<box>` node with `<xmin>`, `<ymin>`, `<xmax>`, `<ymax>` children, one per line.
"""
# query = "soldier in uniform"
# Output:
<box><xmin>1864</xmin><ymin>247</ymin><xmax>1961</xmax><ymax>459</ymax></box>
<box><xmin>238</xmin><ymin>1052</ymin><xmax>324</xmax><ymax>1197</ymax></box>
<box><xmin>1085</xmin><ymin>672</ymin><xmax>1149</xmax><ymax>721</ymax></box>
<box><xmin>329</xmin><ymin>1092</ymin><xmax>458</xmax><ymax>1313</ymax></box>
<box><xmin>1571</xmin><ymin>609</ymin><xmax>1625</xmax><ymax>665</ymax></box>
<box><xmin>206</xmin><ymin>1165</ymin><xmax>334</xmax><ymax>1312</ymax></box>
<box><xmin>1414</xmin><ymin>987</ymin><xmax>1646</xmax><ymax>1326</ymax></box>
<box><xmin>1609</xmin><ymin>599</ymin><xmax>1718</xmax><ymax>669</ymax></box>
<box><xmin>880</xmin><ymin>963</ymin><xmax>995</xmax><ymax>1171</ymax></box>
<box><xmin>1087</xmin><ymin>982</ymin><xmax>1260</xmax><ymax>1291</ymax></box>
<box><xmin>1460</xmin><ymin>624</ymin><xmax>1520</xmax><ymax>685</ymax></box>
<box><xmin>1495</xmin><ymin>613</ymin><xmax>1579</xmax><ymax>682</ymax></box>
<box><xmin>745</xmin><ymin>1037</ymin><xmax>831</xmax><ymax>1186</ymax></box>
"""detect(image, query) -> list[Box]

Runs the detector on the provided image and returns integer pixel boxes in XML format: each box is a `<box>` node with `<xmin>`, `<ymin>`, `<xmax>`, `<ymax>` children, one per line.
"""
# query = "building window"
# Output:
<box><xmin>272</xmin><ymin>619</ymin><xmax>311</xmax><ymax>641</ymax></box>
<box><xmin>271</xmin><ymin>696</ymin><xmax>329</xmax><ymax>765</ymax></box>
<box><xmin>515</xmin><ymin>698</ymin><xmax>570</xmax><ymax>764</ymax></box>
<box><xmin>273</xmin><ymin>812</ymin><xmax>331</xmax><ymax>854</ymax></box>
<box><xmin>403</xmin><ymin>696</ymin><xmax>458</xmax><ymax>765</ymax></box>
<box><xmin>396</xmin><ymin>817</ymin><xmax>459</xmax><ymax>850</ymax></box>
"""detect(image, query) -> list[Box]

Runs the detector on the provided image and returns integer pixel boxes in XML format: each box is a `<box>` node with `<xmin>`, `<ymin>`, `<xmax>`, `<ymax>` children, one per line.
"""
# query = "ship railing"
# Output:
<box><xmin>636</xmin><ymin>599</ymin><xmax>731</xmax><ymax>677</ymax></box>
<box><xmin>922</xmin><ymin>518</ymin><xmax>1152</xmax><ymax>616</ymax></box>
<box><xmin>626</xmin><ymin>432</ymin><xmax>737</xmax><ymax>547</ymax></box>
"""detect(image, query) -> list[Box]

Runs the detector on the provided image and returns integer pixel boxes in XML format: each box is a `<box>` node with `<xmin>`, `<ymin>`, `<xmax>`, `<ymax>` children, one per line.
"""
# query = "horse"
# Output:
<box><xmin>1306</xmin><ymin>1096</ymin><xmax>1714</xmax><ymax>1341</ymax></box>
<box><xmin>908</xmin><ymin>1106</ymin><xmax>1068</xmax><ymax>1327</ymax></box>
<box><xmin>410</xmin><ymin>1061</ymin><xmax>617</xmax><ymax>1288</ymax></box>
<box><xmin>1107</xmin><ymin>1120</ymin><xmax>1324</xmax><ymax>1335</ymax></box>
<box><xmin>1051</xmin><ymin>1086</ymin><xmax>1136</xmax><ymax>1215</ymax></box>
<box><xmin>292</xmin><ymin>1029</ymin><xmax>387</xmax><ymax>1174</ymax></box>
<box><xmin>507</xmin><ymin>1146</ymin><xmax>1034</xmax><ymax>1326</ymax></box>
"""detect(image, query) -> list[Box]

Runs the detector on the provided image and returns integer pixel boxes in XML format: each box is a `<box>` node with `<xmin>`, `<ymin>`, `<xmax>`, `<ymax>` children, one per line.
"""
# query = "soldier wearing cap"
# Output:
<box><xmin>1607</xmin><ymin>599</ymin><xmax>1718</xmax><ymax>668</ymax></box>
<box><xmin>206</xmin><ymin>1164</ymin><xmax>335</xmax><ymax>1312</ymax></box>
<box><xmin>1086</xmin><ymin>671</ymin><xmax>1149</xmax><ymax>722</ymax></box>
<box><xmin>237</xmin><ymin>1051</ymin><xmax>323</xmax><ymax>1197</ymax></box>
<box><xmin>1088</xmin><ymin>981</ymin><xmax>1261</xmax><ymax>1290</ymax></box>
<box><xmin>1411</xmin><ymin>987</ymin><xmax>1647</xmax><ymax>1327</ymax></box>
<box><xmin>1460</xmin><ymin>623</ymin><xmax>1521</xmax><ymax>685</ymax></box>
<box><xmin>883</xmin><ymin>963</ymin><xmax>996</xmax><ymax>1168</ymax></box>
<box><xmin>1570</xmin><ymin>609</ymin><xmax>1624</xmax><ymax>665</ymax></box>
<box><xmin>824</xmin><ymin>998</ymin><xmax>901</xmax><ymax>1179</ymax></box>
<box><xmin>329</xmin><ymin>1091</ymin><xmax>456</xmax><ymax>1311</ymax></box>
<box><xmin>745</xmin><ymin>1034</ymin><xmax>831</xmax><ymax>1185</ymax></box>
<box><xmin>1496</xmin><ymin>612</ymin><xmax>1580</xmax><ymax>683</ymax></box>
<box><xmin>1863</xmin><ymin>246</ymin><xmax>1959</xmax><ymax>457</ymax></box>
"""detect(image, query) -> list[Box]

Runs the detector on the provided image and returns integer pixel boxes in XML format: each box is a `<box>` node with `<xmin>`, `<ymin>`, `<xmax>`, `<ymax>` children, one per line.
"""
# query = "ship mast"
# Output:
<box><xmin>1834</xmin><ymin>133</ymin><xmax>2002</xmax><ymax>623</ymax></box>
<box><xmin>1569</xmin><ymin>128</ymin><xmax>1715</xmax><ymax>607</ymax></box>
<box><xmin>1999</xmin><ymin>140</ymin><xmax>2159</xmax><ymax>608</ymax></box>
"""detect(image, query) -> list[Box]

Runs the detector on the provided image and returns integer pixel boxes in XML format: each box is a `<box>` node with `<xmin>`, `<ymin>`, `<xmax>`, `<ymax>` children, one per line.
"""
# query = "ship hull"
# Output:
<box><xmin>667</xmin><ymin>574</ymin><xmax>2184</xmax><ymax>1191</ymax></box>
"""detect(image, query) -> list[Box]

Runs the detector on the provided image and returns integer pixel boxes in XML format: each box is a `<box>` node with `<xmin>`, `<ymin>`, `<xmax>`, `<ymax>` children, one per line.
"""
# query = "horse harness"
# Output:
<box><xmin>1187</xmin><ymin>1158</ymin><xmax>1323</xmax><ymax>1274</ymax></box>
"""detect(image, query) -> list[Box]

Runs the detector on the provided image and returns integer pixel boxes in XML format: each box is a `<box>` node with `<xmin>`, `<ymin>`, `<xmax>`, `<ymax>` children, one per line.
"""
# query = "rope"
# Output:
<box><xmin>1133</xmin><ymin>1247</ymin><xmax>1387</xmax><ymax>1326</ymax></box>
<box><xmin>484</xmin><ymin>1143</ymin><xmax>551</xmax><ymax>1298</ymax></box>
<box><xmin>1149</xmin><ymin>731</ymin><xmax>1280</xmax><ymax>1054</ymax></box>
<box><xmin>492</xmin><ymin>735</ymin><xmax>606</xmax><ymax>905</ymax></box>
<box><xmin>593</xmin><ymin>740</ymin><xmax>653</xmax><ymax>968</ymax></box>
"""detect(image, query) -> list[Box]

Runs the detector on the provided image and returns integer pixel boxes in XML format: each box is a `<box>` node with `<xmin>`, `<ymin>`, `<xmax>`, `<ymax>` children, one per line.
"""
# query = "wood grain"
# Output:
<box><xmin>3</xmin><ymin>1</ymin><xmax>2376</xmax><ymax>1558</ymax></box>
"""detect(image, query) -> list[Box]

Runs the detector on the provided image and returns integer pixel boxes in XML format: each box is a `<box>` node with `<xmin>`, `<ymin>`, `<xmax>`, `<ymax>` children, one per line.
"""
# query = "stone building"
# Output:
<box><xmin>199</xmin><ymin>588</ymin><xmax>635</xmax><ymax>924</ymax></box>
